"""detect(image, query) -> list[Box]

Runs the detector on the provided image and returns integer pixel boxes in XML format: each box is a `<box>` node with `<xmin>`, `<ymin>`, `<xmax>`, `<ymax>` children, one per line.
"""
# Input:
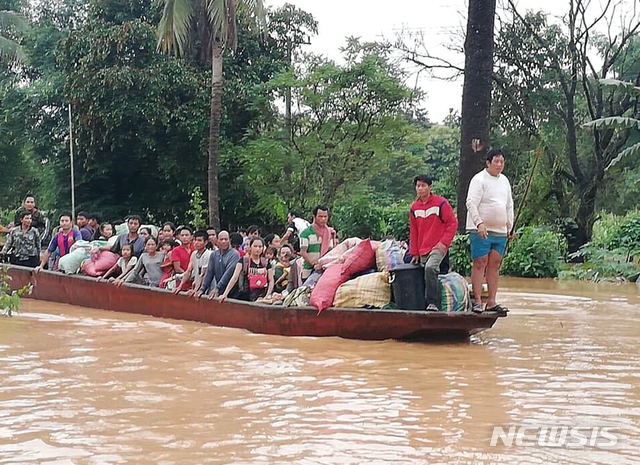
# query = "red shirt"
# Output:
<box><xmin>172</xmin><ymin>243</ymin><xmax>194</xmax><ymax>271</ymax></box>
<box><xmin>409</xmin><ymin>195</ymin><xmax>458</xmax><ymax>257</ymax></box>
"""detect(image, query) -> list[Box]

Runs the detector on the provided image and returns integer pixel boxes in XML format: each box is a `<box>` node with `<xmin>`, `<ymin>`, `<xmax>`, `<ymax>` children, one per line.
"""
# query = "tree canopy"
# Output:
<box><xmin>0</xmin><ymin>0</ymin><xmax>638</xmax><ymax>249</ymax></box>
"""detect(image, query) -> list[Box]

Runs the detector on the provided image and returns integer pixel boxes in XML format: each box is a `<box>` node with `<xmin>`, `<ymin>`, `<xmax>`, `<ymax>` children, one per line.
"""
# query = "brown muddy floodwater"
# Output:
<box><xmin>0</xmin><ymin>278</ymin><xmax>639</xmax><ymax>465</ymax></box>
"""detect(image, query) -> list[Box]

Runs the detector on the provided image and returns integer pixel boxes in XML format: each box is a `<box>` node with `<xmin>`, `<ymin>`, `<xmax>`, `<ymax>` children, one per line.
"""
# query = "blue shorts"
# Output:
<box><xmin>469</xmin><ymin>233</ymin><xmax>507</xmax><ymax>259</ymax></box>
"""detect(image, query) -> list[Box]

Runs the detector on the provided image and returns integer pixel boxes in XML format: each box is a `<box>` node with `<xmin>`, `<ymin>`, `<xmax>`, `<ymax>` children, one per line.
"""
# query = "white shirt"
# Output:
<box><xmin>465</xmin><ymin>169</ymin><xmax>514</xmax><ymax>235</ymax></box>
<box><xmin>289</xmin><ymin>217</ymin><xmax>310</xmax><ymax>234</ymax></box>
<box><xmin>189</xmin><ymin>249</ymin><xmax>212</xmax><ymax>288</ymax></box>
<box><xmin>116</xmin><ymin>256</ymin><xmax>138</xmax><ymax>274</ymax></box>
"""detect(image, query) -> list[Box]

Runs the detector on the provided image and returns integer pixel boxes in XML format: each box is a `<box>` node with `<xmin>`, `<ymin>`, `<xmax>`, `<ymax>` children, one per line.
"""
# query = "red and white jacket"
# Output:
<box><xmin>409</xmin><ymin>195</ymin><xmax>458</xmax><ymax>257</ymax></box>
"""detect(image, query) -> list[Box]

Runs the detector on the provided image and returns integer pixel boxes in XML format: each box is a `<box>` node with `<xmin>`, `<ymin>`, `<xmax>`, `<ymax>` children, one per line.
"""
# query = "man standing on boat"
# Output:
<box><xmin>14</xmin><ymin>195</ymin><xmax>46</xmax><ymax>238</ymax></box>
<box><xmin>409</xmin><ymin>175</ymin><xmax>458</xmax><ymax>311</ymax></box>
<box><xmin>299</xmin><ymin>206</ymin><xmax>337</xmax><ymax>281</ymax></box>
<box><xmin>197</xmin><ymin>231</ymin><xmax>241</xmax><ymax>300</ymax></box>
<box><xmin>281</xmin><ymin>210</ymin><xmax>310</xmax><ymax>251</ymax></box>
<box><xmin>466</xmin><ymin>148</ymin><xmax>514</xmax><ymax>314</ymax></box>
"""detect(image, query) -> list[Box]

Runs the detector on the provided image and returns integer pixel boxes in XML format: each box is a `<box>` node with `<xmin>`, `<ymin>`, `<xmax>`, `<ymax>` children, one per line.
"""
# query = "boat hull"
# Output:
<box><xmin>5</xmin><ymin>265</ymin><xmax>504</xmax><ymax>341</ymax></box>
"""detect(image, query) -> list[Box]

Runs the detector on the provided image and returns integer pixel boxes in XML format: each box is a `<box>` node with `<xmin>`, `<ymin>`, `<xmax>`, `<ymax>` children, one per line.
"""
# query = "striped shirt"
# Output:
<box><xmin>299</xmin><ymin>226</ymin><xmax>335</xmax><ymax>272</ymax></box>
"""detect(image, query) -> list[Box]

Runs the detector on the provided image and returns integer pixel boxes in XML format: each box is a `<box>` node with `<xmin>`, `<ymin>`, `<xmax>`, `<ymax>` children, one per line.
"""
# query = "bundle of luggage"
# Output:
<box><xmin>299</xmin><ymin>238</ymin><xmax>471</xmax><ymax>313</ymax></box>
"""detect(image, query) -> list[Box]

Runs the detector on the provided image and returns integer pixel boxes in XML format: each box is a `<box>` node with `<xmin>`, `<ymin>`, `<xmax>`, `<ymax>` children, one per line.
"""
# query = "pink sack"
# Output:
<box><xmin>317</xmin><ymin>237</ymin><xmax>362</xmax><ymax>269</ymax></box>
<box><xmin>309</xmin><ymin>265</ymin><xmax>345</xmax><ymax>313</ymax></box>
<box><xmin>310</xmin><ymin>240</ymin><xmax>376</xmax><ymax>313</ymax></box>
<box><xmin>82</xmin><ymin>251</ymin><xmax>119</xmax><ymax>277</ymax></box>
<box><xmin>341</xmin><ymin>239</ymin><xmax>375</xmax><ymax>278</ymax></box>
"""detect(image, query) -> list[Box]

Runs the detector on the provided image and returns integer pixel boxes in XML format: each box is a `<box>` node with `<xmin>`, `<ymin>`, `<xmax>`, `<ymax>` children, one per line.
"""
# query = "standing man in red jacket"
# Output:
<box><xmin>409</xmin><ymin>175</ymin><xmax>458</xmax><ymax>310</ymax></box>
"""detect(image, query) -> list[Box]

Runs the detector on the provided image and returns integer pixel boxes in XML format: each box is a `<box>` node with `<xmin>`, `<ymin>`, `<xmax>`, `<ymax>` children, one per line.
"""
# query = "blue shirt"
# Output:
<box><xmin>200</xmin><ymin>248</ymin><xmax>240</xmax><ymax>294</ymax></box>
<box><xmin>110</xmin><ymin>233</ymin><xmax>145</xmax><ymax>258</ymax></box>
<box><xmin>47</xmin><ymin>230</ymin><xmax>82</xmax><ymax>255</ymax></box>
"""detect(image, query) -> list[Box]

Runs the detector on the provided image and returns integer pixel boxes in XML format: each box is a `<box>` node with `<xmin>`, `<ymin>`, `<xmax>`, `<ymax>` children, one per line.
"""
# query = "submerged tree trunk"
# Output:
<box><xmin>457</xmin><ymin>0</ymin><xmax>497</xmax><ymax>231</ymax></box>
<box><xmin>208</xmin><ymin>40</ymin><xmax>223</xmax><ymax>230</ymax></box>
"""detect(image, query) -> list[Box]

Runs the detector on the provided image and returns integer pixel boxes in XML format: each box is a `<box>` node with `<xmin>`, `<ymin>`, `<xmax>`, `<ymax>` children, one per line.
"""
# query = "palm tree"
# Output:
<box><xmin>0</xmin><ymin>10</ymin><xmax>28</xmax><ymax>63</ymax></box>
<box><xmin>583</xmin><ymin>79</ymin><xmax>640</xmax><ymax>168</ymax></box>
<box><xmin>156</xmin><ymin>0</ymin><xmax>266</xmax><ymax>230</ymax></box>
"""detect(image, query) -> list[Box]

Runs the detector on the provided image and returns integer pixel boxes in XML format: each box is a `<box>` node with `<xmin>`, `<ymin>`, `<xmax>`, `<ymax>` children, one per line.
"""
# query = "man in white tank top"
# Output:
<box><xmin>465</xmin><ymin>148</ymin><xmax>514</xmax><ymax>314</ymax></box>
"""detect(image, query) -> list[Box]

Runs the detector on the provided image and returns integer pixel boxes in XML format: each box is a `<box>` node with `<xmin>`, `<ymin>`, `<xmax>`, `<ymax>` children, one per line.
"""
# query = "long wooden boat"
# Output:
<box><xmin>5</xmin><ymin>265</ymin><xmax>506</xmax><ymax>341</ymax></box>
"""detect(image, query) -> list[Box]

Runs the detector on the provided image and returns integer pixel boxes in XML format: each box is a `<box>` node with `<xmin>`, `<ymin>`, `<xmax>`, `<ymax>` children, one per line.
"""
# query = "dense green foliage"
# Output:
<box><xmin>331</xmin><ymin>195</ymin><xmax>410</xmax><ymax>241</ymax></box>
<box><xmin>0</xmin><ymin>0</ymin><xmax>435</xmax><ymax>230</ymax></box>
<box><xmin>606</xmin><ymin>212</ymin><xmax>640</xmax><ymax>256</ymax></box>
<box><xmin>559</xmin><ymin>211</ymin><xmax>640</xmax><ymax>282</ymax></box>
<box><xmin>1</xmin><ymin>0</ymin><xmax>638</xmax><ymax>284</ymax></box>
<box><xmin>502</xmin><ymin>227</ymin><xmax>567</xmax><ymax>278</ymax></box>
<box><xmin>559</xmin><ymin>245</ymin><xmax>640</xmax><ymax>283</ymax></box>
<box><xmin>491</xmin><ymin>8</ymin><xmax>640</xmax><ymax>249</ymax></box>
<box><xmin>448</xmin><ymin>229</ymin><xmax>567</xmax><ymax>279</ymax></box>
<box><xmin>0</xmin><ymin>267</ymin><xmax>31</xmax><ymax>316</ymax></box>
<box><xmin>449</xmin><ymin>235</ymin><xmax>471</xmax><ymax>276</ymax></box>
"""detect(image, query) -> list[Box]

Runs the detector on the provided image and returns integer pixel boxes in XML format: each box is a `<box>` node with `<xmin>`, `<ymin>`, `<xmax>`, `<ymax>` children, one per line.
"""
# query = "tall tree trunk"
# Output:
<box><xmin>457</xmin><ymin>0</ymin><xmax>497</xmax><ymax>232</ymax></box>
<box><xmin>285</xmin><ymin>41</ymin><xmax>293</xmax><ymax>143</ymax></box>
<box><xmin>208</xmin><ymin>40</ymin><xmax>223</xmax><ymax>230</ymax></box>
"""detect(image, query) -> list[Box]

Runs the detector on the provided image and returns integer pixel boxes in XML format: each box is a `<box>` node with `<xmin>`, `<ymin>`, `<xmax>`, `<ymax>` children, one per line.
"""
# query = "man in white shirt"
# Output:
<box><xmin>174</xmin><ymin>230</ymin><xmax>212</xmax><ymax>296</ymax></box>
<box><xmin>281</xmin><ymin>210</ymin><xmax>310</xmax><ymax>251</ymax></box>
<box><xmin>466</xmin><ymin>149</ymin><xmax>514</xmax><ymax>314</ymax></box>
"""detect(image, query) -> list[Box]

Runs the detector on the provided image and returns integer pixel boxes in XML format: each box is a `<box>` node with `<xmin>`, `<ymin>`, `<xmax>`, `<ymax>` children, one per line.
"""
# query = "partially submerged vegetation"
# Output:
<box><xmin>0</xmin><ymin>267</ymin><xmax>31</xmax><ymax>316</ymax></box>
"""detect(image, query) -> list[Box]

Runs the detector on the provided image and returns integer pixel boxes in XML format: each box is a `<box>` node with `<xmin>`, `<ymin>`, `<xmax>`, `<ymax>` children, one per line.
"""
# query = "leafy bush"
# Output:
<box><xmin>382</xmin><ymin>201</ymin><xmax>411</xmax><ymax>241</ymax></box>
<box><xmin>432</xmin><ymin>176</ymin><xmax>457</xmax><ymax>210</ymax></box>
<box><xmin>332</xmin><ymin>195</ymin><xmax>411</xmax><ymax>240</ymax></box>
<box><xmin>502</xmin><ymin>226</ymin><xmax>566</xmax><ymax>278</ymax></box>
<box><xmin>449</xmin><ymin>234</ymin><xmax>471</xmax><ymax>276</ymax></box>
<box><xmin>559</xmin><ymin>244</ymin><xmax>640</xmax><ymax>282</ymax></box>
<box><xmin>562</xmin><ymin>211</ymin><xmax>640</xmax><ymax>282</ymax></box>
<box><xmin>185</xmin><ymin>186</ymin><xmax>208</xmax><ymax>230</ymax></box>
<box><xmin>590</xmin><ymin>212</ymin><xmax>625</xmax><ymax>249</ymax></box>
<box><xmin>332</xmin><ymin>196</ymin><xmax>386</xmax><ymax>239</ymax></box>
<box><xmin>0</xmin><ymin>209</ymin><xmax>12</xmax><ymax>226</ymax></box>
<box><xmin>0</xmin><ymin>267</ymin><xmax>32</xmax><ymax>316</ymax></box>
<box><xmin>607</xmin><ymin>211</ymin><xmax>640</xmax><ymax>257</ymax></box>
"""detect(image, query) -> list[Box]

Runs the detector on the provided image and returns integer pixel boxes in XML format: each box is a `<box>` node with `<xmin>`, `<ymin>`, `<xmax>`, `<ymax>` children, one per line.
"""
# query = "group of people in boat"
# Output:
<box><xmin>1</xmin><ymin>148</ymin><xmax>513</xmax><ymax>312</ymax></box>
<box><xmin>0</xmin><ymin>201</ymin><xmax>334</xmax><ymax>304</ymax></box>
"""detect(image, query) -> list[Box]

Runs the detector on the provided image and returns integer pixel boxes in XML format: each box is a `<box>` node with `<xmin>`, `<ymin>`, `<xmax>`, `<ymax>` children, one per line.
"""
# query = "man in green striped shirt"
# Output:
<box><xmin>299</xmin><ymin>205</ymin><xmax>337</xmax><ymax>280</ymax></box>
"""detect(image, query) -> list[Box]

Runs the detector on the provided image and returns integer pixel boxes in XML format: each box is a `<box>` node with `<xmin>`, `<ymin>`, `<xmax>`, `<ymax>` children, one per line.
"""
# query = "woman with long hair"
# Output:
<box><xmin>218</xmin><ymin>237</ymin><xmax>274</xmax><ymax>302</ymax></box>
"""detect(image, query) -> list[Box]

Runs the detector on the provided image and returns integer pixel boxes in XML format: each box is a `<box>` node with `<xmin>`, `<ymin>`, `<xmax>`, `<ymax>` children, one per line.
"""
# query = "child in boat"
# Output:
<box><xmin>97</xmin><ymin>243</ymin><xmax>137</xmax><ymax>283</ymax></box>
<box><xmin>265</xmin><ymin>246</ymin><xmax>278</xmax><ymax>268</ymax></box>
<box><xmin>159</xmin><ymin>239</ymin><xmax>177</xmax><ymax>288</ymax></box>
<box><xmin>273</xmin><ymin>251</ymin><xmax>293</xmax><ymax>295</ymax></box>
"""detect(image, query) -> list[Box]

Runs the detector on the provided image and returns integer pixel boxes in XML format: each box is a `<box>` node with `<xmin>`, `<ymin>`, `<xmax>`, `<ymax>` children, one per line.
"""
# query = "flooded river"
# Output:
<box><xmin>1</xmin><ymin>277</ymin><xmax>639</xmax><ymax>464</ymax></box>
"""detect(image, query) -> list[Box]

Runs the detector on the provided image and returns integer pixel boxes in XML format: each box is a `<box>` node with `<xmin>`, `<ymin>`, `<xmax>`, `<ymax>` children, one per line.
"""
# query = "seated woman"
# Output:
<box><xmin>161</xmin><ymin>222</ymin><xmax>180</xmax><ymax>245</ymax></box>
<box><xmin>138</xmin><ymin>227</ymin><xmax>152</xmax><ymax>241</ymax></box>
<box><xmin>97</xmin><ymin>243</ymin><xmax>137</xmax><ymax>283</ymax></box>
<box><xmin>218</xmin><ymin>237</ymin><xmax>274</xmax><ymax>302</ymax></box>
<box><xmin>98</xmin><ymin>222</ymin><xmax>114</xmax><ymax>241</ymax></box>
<box><xmin>264</xmin><ymin>233</ymin><xmax>282</xmax><ymax>250</ymax></box>
<box><xmin>118</xmin><ymin>237</ymin><xmax>164</xmax><ymax>287</ymax></box>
